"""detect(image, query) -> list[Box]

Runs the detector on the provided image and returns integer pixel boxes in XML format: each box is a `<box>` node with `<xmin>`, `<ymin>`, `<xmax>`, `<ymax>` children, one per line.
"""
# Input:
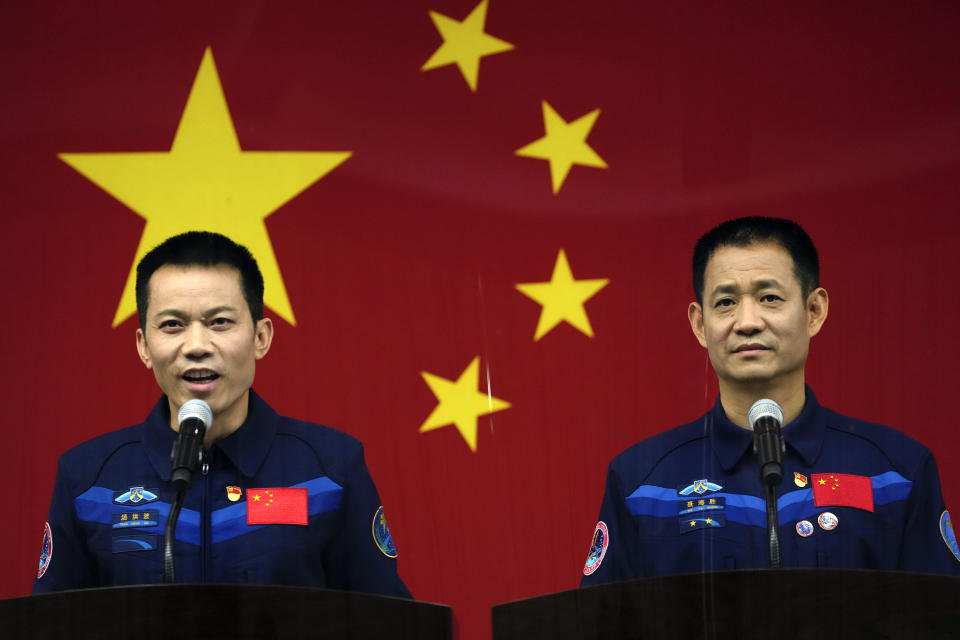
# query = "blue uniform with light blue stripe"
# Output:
<box><xmin>581</xmin><ymin>388</ymin><xmax>960</xmax><ymax>585</ymax></box>
<box><xmin>33</xmin><ymin>391</ymin><xmax>410</xmax><ymax>596</ymax></box>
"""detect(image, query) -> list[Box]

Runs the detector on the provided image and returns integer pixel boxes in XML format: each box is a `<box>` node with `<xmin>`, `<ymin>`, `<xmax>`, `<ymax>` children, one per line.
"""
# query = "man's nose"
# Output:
<box><xmin>183</xmin><ymin>323</ymin><xmax>212</xmax><ymax>358</ymax></box>
<box><xmin>733</xmin><ymin>299</ymin><xmax>765</xmax><ymax>334</ymax></box>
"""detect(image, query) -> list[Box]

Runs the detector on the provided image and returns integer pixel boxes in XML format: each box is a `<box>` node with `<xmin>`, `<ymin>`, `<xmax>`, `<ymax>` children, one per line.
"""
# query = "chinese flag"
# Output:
<box><xmin>246</xmin><ymin>488</ymin><xmax>309</xmax><ymax>525</ymax></box>
<box><xmin>3</xmin><ymin>4</ymin><xmax>960</xmax><ymax>640</ymax></box>
<box><xmin>812</xmin><ymin>474</ymin><xmax>874</xmax><ymax>512</ymax></box>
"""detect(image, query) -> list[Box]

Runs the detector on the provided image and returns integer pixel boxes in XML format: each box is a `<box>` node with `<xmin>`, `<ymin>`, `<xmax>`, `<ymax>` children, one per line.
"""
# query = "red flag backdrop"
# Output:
<box><xmin>2</xmin><ymin>3</ymin><xmax>959</xmax><ymax>639</ymax></box>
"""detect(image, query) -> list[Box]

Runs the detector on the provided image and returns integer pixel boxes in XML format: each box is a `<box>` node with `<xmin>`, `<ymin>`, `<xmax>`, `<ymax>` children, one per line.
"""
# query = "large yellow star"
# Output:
<box><xmin>59</xmin><ymin>47</ymin><xmax>351</xmax><ymax>327</ymax></box>
<box><xmin>419</xmin><ymin>356</ymin><xmax>511</xmax><ymax>452</ymax></box>
<box><xmin>515</xmin><ymin>101</ymin><xmax>607</xmax><ymax>194</ymax></box>
<box><xmin>516</xmin><ymin>249</ymin><xmax>609</xmax><ymax>341</ymax></box>
<box><xmin>422</xmin><ymin>0</ymin><xmax>514</xmax><ymax>91</ymax></box>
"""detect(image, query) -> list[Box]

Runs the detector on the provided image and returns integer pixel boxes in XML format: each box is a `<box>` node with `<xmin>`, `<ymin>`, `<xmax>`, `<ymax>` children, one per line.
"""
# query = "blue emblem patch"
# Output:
<box><xmin>372</xmin><ymin>506</ymin><xmax>398</xmax><ymax>558</ymax></box>
<box><xmin>679</xmin><ymin>513</ymin><xmax>726</xmax><ymax>532</ymax></box>
<box><xmin>679</xmin><ymin>479</ymin><xmax>723</xmax><ymax>496</ymax></box>
<box><xmin>112</xmin><ymin>534</ymin><xmax>159</xmax><ymax>553</ymax></box>
<box><xmin>112</xmin><ymin>510</ymin><xmax>159</xmax><ymax>528</ymax></box>
<box><xmin>37</xmin><ymin>522</ymin><xmax>52</xmax><ymax>579</ymax></box>
<box><xmin>114</xmin><ymin>487</ymin><xmax>159</xmax><ymax>505</ymax></box>
<box><xmin>941</xmin><ymin>511</ymin><xmax>960</xmax><ymax>562</ymax></box>
<box><xmin>678</xmin><ymin>496</ymin><xmax>725</xmax><ymax>516</ymax></box>
<box><xmin>583</xmin><ymin>521</ymin><xmax>609</xmax><ymax>575</ymax></box>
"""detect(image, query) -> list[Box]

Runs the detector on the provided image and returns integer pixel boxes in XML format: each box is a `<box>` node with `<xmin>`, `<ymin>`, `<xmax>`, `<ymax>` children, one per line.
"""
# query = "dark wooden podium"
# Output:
<box><xmin>492</xmin><ymin>570</ymin><xmax>960</xmax><ymax>640</ymax></box>
<box><xmin>0</xmin><ymin>584</ymin><xmax>451</xmax><ymax>640</ymax></box>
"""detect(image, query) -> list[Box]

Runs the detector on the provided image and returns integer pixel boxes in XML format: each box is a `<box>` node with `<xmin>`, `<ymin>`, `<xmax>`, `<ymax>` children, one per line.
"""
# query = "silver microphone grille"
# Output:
<box><xmin>747</xmin><ymin>398</ymin><xmax>784</xmax><ymax>430</ymax></box>
<box><xmin>177</xmin><ymin>399</ymin><xmax>213</xmax><ymax>429</ymax></box>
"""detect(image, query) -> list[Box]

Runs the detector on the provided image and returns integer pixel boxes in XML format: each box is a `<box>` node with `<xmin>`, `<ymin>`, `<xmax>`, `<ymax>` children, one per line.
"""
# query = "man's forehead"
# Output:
<box><xmin>704</xmin><ymin>243</ymin><xmax>799</xmax><ymax>288</ymax></box>
<box><xmin>147</xmin><ymin>264</ymin><xmax>247</xmax><ymax>307</ymax></box>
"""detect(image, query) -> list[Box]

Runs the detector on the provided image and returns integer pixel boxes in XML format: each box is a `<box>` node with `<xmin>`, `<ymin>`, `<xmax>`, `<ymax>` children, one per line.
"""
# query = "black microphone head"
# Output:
<box><xmin>748</xmin><ymin>398</ymin><xmax>784</xmax><ymax>430</ymax></box>
<box><xmin>177</xmin><ymin>399</ymin><xmax>213</xmax><ymax>431</ymax></box>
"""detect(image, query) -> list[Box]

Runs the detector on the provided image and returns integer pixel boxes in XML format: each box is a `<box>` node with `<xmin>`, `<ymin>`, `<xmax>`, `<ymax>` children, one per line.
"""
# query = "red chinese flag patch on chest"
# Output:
<box><xmin>811</xmin><ymin>473</ymin><xmax>874</xmax><ymax>512</ymax></box>
<box><xmin>246</xmin><ymin>487</ymin><xmax>308</xmax><ymax>525</ymax></box>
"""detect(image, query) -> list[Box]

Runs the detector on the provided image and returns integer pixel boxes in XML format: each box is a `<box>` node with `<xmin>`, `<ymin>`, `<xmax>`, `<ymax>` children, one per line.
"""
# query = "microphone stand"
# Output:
<box><xmin>764</xmin><ymin>483</ymin><xmax>781</xmax><ymax>569</ymax></box>
<box><xmin>163</xmin><ymin>490</ymin><xmax>186</xmax><ymax>583</ymax></box>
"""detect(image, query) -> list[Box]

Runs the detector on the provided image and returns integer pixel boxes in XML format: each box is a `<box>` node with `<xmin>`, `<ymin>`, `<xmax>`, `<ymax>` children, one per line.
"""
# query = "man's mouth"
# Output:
<box><xmin>182</xmin><ymin>370</ymin><xmax>220</xmax><ymax>383</ymax></box>
<box><xmin>734</xmin><ymin>344</ymin><xmax>768</xmax><ymax>354</ymax></box>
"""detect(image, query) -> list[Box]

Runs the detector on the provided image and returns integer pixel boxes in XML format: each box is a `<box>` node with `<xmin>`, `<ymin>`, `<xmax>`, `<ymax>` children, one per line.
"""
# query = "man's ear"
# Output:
<box><xmin>254</xmin><ymin>317</ymin><xmax>274</xmax><ymax>360</ymax></box>
<box><xmin>136</xmin><ymin>328</ymin><xmax>152</xmax><ymax>369</ymax></box>
<box><xmin>688</xmin><ymin>301</ymin><xmax>707</xmax><ymax>347</ymax></box>
<box><xmin>806</xmin><ymin>287</ymin><xmax>829</xmax><ymax>337</ymax></box>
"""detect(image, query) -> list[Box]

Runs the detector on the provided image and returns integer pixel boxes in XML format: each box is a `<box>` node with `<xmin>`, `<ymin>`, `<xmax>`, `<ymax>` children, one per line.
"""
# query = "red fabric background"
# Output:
<box><xmin>2</xmin><ymin>3</ymin><xmax>959</xmax><ymax>639</ymax></box>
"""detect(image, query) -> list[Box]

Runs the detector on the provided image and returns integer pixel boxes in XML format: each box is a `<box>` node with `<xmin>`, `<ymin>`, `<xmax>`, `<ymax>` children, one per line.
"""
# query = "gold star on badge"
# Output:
<box><xmin>419</xmin><ymin>356</ymin><xmax>511</xmax><ymax>452</ymax></box>
<box><xmin>706</xmin><ymin>518</ymin><xmax>713</xmax><ymax>524</ymax></box>
<box><xmin>516</xmin><ymin>249</ymin><xmax>609</xmax><ymax>341</ymax></box>
<box><xmin>422</xmin><ymin>0</ymin><xmax>514</xmax><ymax>91</ymax></box>
<box><xmin>59</xmin><ymin>47</ymin><xmax>352</xmax><ymax>327</ymax></box>
<box><xmin>515</xmin><ymin>101</ymin><xmax>607</xmax><ymax>194</ymax></box>
<box><xmin>252</xmin><ymin>494</ymin><xmax>261</xmax><ymax>501</ymax></box>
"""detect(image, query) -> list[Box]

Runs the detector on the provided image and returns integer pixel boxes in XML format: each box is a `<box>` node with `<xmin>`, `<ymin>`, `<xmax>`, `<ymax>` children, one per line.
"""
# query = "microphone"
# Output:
<box><xmin>748</xmin><ymin>398</ymin><xmax>785</xmax><ymax>486</ymax></box>
<box><xmin>170</xmin><ymin>399</ymin><xmax>213</xmax><ymax>493</ymax></box>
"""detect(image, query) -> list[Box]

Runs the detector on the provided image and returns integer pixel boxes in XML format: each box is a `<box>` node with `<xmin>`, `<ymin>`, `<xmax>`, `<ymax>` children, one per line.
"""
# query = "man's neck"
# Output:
<box><xmin>718</xmin><ymin>377</ymin><xmax>806</xmax><ymax>430</ymax></box>
<box><xmin>167</xmin><ymin>392</ymin><xmax>249</xmax><ymax>446</ymax></box>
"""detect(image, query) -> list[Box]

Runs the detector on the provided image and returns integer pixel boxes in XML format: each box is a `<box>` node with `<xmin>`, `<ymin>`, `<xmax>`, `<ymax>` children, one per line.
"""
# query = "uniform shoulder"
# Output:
<box><xmin>274</xmin><ymin>417</ymin><xmax>365</xmax><ymax>479</ymax></box>
<box><xmin>609</xmin><ymin>417</ymin><xmax>708</xmax><ymax>480</ymax></box>
<box><xmin>822</xmin><ymin>407</ymin><xmax>932</xmax><ymax>471</ymax></box>
<box><xmin>57</xmin><ymin>423</ymin><xmax>143</xmax><ymax>488</ymax></box>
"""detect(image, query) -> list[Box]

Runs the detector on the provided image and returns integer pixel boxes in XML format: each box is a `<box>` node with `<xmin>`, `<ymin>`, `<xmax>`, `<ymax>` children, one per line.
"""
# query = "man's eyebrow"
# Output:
<box><xmin>204</xmin><ymin>305</ymin><xmax>238</xmax><ymax>317</ymax></box>
<box><xmin>709</xmin><ymin>279</ymin><xmax>785</xmax><ymax>297</ymax></box>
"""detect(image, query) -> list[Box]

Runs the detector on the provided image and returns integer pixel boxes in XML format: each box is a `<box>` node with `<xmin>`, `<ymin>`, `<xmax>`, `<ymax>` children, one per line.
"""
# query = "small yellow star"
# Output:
<box><xmin>422</xmin><ymin>0</ymin><xmax>514</xmax><ymax>91</ymax></box>
<box><xmin>515</xmin><ymin>101</ymin><xmax>607</xmax><ymax>194</ymax></box>
<box><xmin>689</xmin><ymin>520</ymin><xmax>696</xmax><ymax>527</ymax></box>
<box><xmin>706</xmin><ymin>518</ymin><xmax>713</xmax><ymax>524</ymax></box>
<box><xmin>252</xmin><ymin>494</ymin><xmax>261</xmax><ymax>502</ymax></box>
<box><xmin>419</xmin><ymin>356</ymin><xmax>511</xmax><ymax>452</ymax></box>
<box><xmin>818</xmin><ymin>478</ymin><xmax>827</xmax><ymax>485</ymax></box>
<box><xmin>516</xmin><ymin>249</ymin><xmax>609</xmax><ymax>341</ymax></box>
<box><xmin>59</xmin><ymin>48</ymin><xmax>351</xmax><ymax>327</ymax></box>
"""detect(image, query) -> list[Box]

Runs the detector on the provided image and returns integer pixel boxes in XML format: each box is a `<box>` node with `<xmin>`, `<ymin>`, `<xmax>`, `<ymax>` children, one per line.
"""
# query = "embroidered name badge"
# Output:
<box><xmin>678</xmin><ymin>479</ymin><xmax>723</xmax><ymax>496</ymax></box>
<box><xmin>113</xmin><ymin>487</ymin><xmax>159</xmax><ymax>505</ymax></box>
<box><xmin>372</xmin><ymin>506</ymin><xmax>398</xmax><ymax>558</ymax></box>
<box><xmin>679</xmin><ymin>513</ymin><xmax>726</xmax><ymax>533</ymax></box>
<box><xmin>112</xmin><ymin>510</ymin><xmax>159</xmax><ymax>528</ymax></box>
<box><xmin>37</xmin><ymin>522</ymin><xmax>52</xmax><ymax>579</ymax></box>
<box><xmin>678</xmin><ymin>496</ymin><xmax>726</xmax><ymax>516</ymax></box>
<box><xmin>112</xmin><ymin>534</ymin><xmax>159</xmax><ymax>553</ymax></box>
<box><xmin>583</xmin><ymin>521</ymin><xmax>609</xmax><ymax>576</ymax></box>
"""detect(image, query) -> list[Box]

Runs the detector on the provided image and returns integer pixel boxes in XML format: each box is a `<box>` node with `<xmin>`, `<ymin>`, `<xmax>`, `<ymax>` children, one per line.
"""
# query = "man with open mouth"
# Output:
<box><xmin>33</xmin><ymin>231</ymin><xmax>410</xmax><ymax>597</ymax></box>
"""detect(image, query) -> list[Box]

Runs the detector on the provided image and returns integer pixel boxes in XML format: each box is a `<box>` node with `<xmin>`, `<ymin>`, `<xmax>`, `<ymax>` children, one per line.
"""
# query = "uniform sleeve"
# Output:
<box><xmin>898</xmin><ymin>453</ymin><xmax>960</xmax><ymax>575</ymax></box>
<box><xmin>32</xmin><ymin>455</ymin><xmax>98</xmax><ymax>593</ymax></box>
<box><xmin>323</xmin><ymin>444</ymin><xmax>411</xmax><ymax>598</ymax></box>
<box><xmin>580</xmin><ymin>461</ymin><xmax>639</xmax><ymax>587</ymax></box>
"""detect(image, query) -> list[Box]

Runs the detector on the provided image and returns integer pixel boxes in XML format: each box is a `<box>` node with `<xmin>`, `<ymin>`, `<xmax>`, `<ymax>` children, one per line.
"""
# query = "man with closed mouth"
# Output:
<box><xmin>580</xmin><ymin>216</ymin><xmax>959</xmax><ymax>583</ymax></box>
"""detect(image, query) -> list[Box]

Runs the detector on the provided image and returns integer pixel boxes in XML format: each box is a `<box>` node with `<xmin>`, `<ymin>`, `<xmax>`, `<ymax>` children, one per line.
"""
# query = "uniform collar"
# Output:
<box><xmin>143</xmin><ymin>389</ymin><xmax>279</xmax><ymax>481</ymax></box>
<box><xmin>710</xmin><ymin>385</ymin><xmax>826</xmax><ymax>471</ymax></box>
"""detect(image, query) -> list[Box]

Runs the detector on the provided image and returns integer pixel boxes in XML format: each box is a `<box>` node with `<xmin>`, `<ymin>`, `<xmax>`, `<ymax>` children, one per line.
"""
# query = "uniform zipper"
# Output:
<box><xmin>201</xmin><ymin>450</ymin><xmax>210</xmax><ymax>582</ymax></box>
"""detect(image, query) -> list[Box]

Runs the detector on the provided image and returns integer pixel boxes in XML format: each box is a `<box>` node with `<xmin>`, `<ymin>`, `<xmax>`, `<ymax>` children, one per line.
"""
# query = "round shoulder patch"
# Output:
<box><xmin>372</xmin><ymin>505</ymin><xmax>398</xmax><ymax>558</ymax></box>
<box><xmin>583</xmin><ymin>521</ymin><xmax>609</xmax><ymax>576</ymax></box>
<box><xmin>940</xmin><ymin>511</ymin><xmax>959</xmax><ymax>563</ymax></box>
<box><xmin>37</xmin><ymin>522</ymin><xmax>53</xmax><ymax>579</ymax></box>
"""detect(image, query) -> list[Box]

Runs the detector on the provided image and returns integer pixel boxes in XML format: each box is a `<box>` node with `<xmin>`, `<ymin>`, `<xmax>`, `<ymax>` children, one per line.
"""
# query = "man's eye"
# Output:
<box><xmin>158</xmin><ymin>320</ymin><xmax>183</xmax><ymax>330</ymax></box>
<box><xmin>210</xmin><ymin>317</ymin><xmax>233</xmax><ymax>327</ymax></box>
<box><xmin>760</xmin><ymin>294</ymin><xmax>782</xmax><ymax>303</ymax></box>
<box><xmin>714</xmin><ymin>298</ymin><xmax>734</xmax><ymax>308</ymax></box>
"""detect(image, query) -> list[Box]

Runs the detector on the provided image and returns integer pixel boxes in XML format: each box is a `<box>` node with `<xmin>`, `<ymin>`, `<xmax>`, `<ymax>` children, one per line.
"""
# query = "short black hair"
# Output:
<box><xmin>692</xmin><ymin>217</ymin><xmax>819</xmax><ymax>304</ymax></box>
<box><xmin>135</xmin><ymin>231</ymin><xmax>265</xmax><ymax>328</ymax></box>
